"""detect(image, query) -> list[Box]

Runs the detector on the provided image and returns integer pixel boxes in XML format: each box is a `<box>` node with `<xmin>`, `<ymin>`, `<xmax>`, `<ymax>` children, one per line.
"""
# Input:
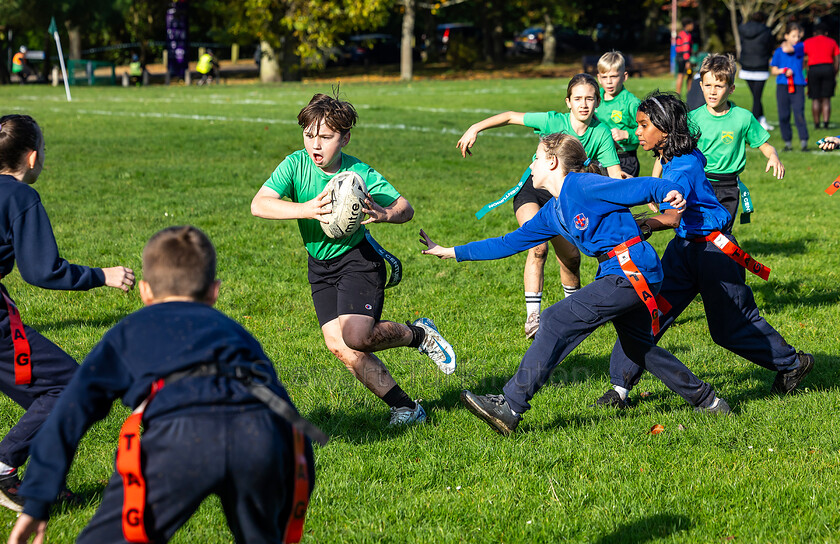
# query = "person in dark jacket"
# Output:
<box><xmin>739</xmin><ymin>11</ymin><xmax>776</xmax><ymax>130</ymax></box>
<box><xmin>0</xmin><ymin>114</ymin><xmax>135</xmax><ymax>512</ymax></box>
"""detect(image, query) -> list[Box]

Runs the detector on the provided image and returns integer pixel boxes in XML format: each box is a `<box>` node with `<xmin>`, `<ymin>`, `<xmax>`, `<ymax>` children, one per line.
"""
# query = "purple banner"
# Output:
<box><xmin>166</xmin><ymin>1</ymin><xmax>189</xmax><ymax>78</ymax></box>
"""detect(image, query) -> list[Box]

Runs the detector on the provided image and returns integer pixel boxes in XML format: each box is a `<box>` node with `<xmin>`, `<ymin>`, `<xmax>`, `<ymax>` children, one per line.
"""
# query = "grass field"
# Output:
<box><xmin>1</xmin><ymin>76</ymin><xmax>839</xmax><ymax>543</ymax></box>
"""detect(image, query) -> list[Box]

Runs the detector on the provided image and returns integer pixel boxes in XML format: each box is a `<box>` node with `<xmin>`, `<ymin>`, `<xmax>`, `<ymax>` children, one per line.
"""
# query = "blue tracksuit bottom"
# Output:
<box><xmin>77</xmin><ymin>407</ymin><xmax>304</xmax><ymax>544</ymax></box>
<box><xmin>609</xmin><ymin>234</ymin><xmax>798</xmax><ymax>391</ymax></box>
<box><xmin>502</xmin><ymin>274</ymin><xmax>716</xmax><ymax>414</ymax></box>
<box><xmin>0</xmin><ymin>311</ymin><xmax>78</xmax><ymax>468</ymax></box>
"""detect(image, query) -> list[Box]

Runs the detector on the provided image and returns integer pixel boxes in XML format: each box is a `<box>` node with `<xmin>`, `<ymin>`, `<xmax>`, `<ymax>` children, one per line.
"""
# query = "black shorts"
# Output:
<box><xmin>512</xmin><ymin>174</ymin><xmax>553</xmax><ymax>213</ymax></box>
<box><xmin>618</xmin><ymin>151</ymin><xmax>640</xmax><ymax>177</ymax></box>
<box><xmin>807</xmin><ymin>64</ymin><xmax>836</xmax><ymax>99</ymax></box>
<box><xmin>308</xmin><ymin>240</ymin><xmax>386</xmax><ymax>327</ymax></box>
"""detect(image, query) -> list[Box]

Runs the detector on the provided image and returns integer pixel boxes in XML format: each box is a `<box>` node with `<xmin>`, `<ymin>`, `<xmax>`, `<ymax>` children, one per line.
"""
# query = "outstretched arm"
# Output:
<box><xmin>251</xmin><ymin>185</ymin><xmax>331</xmax><ymax>223</ymax></box>
<box><xmin>819</xmin><ymin>136</ymin><xmax>840</xmax><ymax>151</ymax></box>
<box><xmin>456</xmin><ymin>111</ymin><xmax>526</xmax><ymax>157</ymax></box>
<box><xmin>758</xmin><ymin>142</ymin><xmax>784</xmax><ymax>179</ymax></box>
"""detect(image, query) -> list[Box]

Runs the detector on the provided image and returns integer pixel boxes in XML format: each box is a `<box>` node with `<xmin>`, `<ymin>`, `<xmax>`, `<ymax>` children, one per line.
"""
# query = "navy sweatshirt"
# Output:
<box><xmin>0</xmin><ymin>174</ymin><xmax>105</xmax><ymax>300</ymax></box>
<box><xmin>19</xmin><ymin>301</ymin><xmax>297</xmax><ymax>519</ymax></box>
<box><xmin>455</xmin><ymin>172</ymin><xmax>682</xmax><ymax>284</ymax></box>
<box><xmin>658</xmin><ymin>150</ymin><xmax>731</xmax><ymax>239</ymax></box>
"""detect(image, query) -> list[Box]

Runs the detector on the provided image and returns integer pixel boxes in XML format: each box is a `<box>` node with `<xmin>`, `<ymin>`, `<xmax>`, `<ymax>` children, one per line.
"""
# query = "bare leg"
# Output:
<box><xmin>550</xmin><ymin>235</ymin><xmax>581</xmax><ymax>289</ymax></box>
<box><xmin>821</xmin><ymin>98</ymin><xmax>831</xmax><ymax>125</ymax></box>
<box><xmin>675</xmin><ymin>73</ymin><xmax>685</xmax><ymax>96</ymax></box>
<box><xmin>322</xmin><ymin>318</ymin><xmax>398</xmax><ymax>398</ymax></box>
<box><xmin>813</xmin><ymin>99</ymin><xmax>821</xmax><ymax>126</ymax></box>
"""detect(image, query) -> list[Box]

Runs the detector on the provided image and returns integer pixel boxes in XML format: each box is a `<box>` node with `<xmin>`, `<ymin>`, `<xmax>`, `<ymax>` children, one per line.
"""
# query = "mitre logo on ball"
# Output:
<box><xmin>321</xmin><ymin>171</ymin><xmax>369</xmax><ymax>239</ymax></box>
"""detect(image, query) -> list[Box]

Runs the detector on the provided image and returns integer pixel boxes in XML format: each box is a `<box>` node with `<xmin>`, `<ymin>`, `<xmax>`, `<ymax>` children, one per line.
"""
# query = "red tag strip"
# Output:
<box><xmin>826</xmin><ymin>176</ymin><xmax>840</xmax><ymax>196</ymax></box>
<box><xmin>695</xmin><ymin>231</ymin><xmax>771</xmax><ymax>280</ymax></box>
<box><xmin>2</xmin><ymin>291</ymin><xmax>32</xmax><ymax>385</ymax></box>
<box><xmin>611</xmin><ymin>241</ymin><xmax>661</xmax><ymax>336</ymax></box>
<box><xmin>284</xmin><ymin>429</ymin><xmax>311</xmax><ymax>543</ymax></box>
<box><xmin>116</xmin><ymin>410</ymin><xmax>150</xmax><ymax>543</ymax></box>
<box><xmin>115</xmin><ymin>380</ymin><xmax>163</xmax><ymax>544</ymax></box>
<box><xmin>655</xmin><ymin>294</ymin><xmax>673</xmax><ymax>316</ymax></box>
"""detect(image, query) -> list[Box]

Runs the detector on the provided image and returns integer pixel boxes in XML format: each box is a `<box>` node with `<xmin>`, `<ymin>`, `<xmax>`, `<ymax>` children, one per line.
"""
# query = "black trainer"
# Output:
<box><xmin>771</xmin><ymin>351</ymin><xmax>814</xmax><ymax>395</ymax></box>
<box><xmin>694</xmin><ymin>397</ymin><xmax>731</xmax><ymax>415</ymax></box>
<box><xmin>460</xmin><ymin>390</ymin><xmax>521</xmax><ymax>436</ymax></box>
<box><xmin>0</xmin><ymin>470</ymin><xmax>24</xmax><ymax>512</ymax></box>
<box><xmin>590</xmin><ymin>389</ymin><xmax>628</xmax><ymax>409</ymax></box>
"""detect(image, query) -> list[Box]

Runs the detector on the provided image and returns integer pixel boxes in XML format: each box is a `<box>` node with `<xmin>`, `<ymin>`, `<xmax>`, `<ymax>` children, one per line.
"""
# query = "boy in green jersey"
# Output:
<box><xmin>251</xmin><ymin>93</ymin><xmax>456</xmax><ymax>426</ymax></box>
<box><xmin>664</xmin><ymin>54</ymin><xmax>784</xmax><ymax>230</ymax></box>
<box><xmin>595</xmin><ymin>51</ymin><xmax>642</xmax><ymax>176</ymax></box>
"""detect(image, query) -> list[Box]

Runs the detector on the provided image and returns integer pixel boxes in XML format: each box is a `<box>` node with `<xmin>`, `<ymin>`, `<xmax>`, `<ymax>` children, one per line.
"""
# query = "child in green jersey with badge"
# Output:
<box><xmin>665</xmin><ymin>54</ymin><xmax>784</xmax><ymax>231</ymax></box>
<box><xmin>595</xmin><ymin>51</ymin><xmax>642</xmax><ymax>177</ymax></box>
<box><xmin>251</xmin><ymin>93</ymin><xmax>456</xmax><ymax>426</ymax></box>
<box><xmin>456</xmin><ymin>74</ymin><xmax>624</xmax><ymax>339</ymax></box>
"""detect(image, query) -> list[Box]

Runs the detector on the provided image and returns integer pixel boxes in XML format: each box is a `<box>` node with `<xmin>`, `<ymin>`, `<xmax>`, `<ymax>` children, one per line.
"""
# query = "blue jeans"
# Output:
<box><xmin>776</xmin><ymin>84</ymin><xmax>808</xmax><ymax>144</ymax></box>
<box><xmin>609</xmin><ymin>235</ymin><xmax>798</xmax><ymax>392</ymax></box>
<box><xmin>502</xmin><ymin>274</ymin><xmax>716</xmax><ymax>414</ymax></box>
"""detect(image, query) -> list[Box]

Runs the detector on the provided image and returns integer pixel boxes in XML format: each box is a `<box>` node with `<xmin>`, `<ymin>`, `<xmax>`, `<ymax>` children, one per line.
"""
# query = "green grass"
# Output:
<box><xmin>1</xmin><ymin>77</ymin><xmax>839</xmax><ymax>543</ymax></box>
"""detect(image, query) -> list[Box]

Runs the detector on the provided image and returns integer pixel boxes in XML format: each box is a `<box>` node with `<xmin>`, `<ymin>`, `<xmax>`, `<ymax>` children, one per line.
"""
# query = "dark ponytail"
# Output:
<box><xmin>0</xmin><ymin>114</ymin><xmax>41</xmax><ymax>173</ymax></box>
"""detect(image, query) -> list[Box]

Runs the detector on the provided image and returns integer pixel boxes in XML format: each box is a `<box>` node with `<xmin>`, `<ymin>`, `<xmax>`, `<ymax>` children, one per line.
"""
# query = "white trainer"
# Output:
<box><xmin>524</xmin><ymin>312</ymin><xmax>540</xmax><ymax>339</ymax></box>
<box><xmin>389</xmin><ymin>402</ymin><xmax>427</xmax><ymax>425</ymax></box>
<box><xmin>413</xmin><ymin>317</ymin><xmax>456</xmax><ymax>374</ymax></box>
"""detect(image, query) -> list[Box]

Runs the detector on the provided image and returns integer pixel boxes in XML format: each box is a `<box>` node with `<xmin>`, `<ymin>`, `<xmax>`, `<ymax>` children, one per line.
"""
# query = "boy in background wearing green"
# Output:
<box><xmin>595</xmin><ymin>51</ymin><xmax>642</xmax><ymax>177</ymax></box>
<box><xmin>660</xmin><ymin>54</ymin><xmax>784</xmax><ymax>231</ymax></box>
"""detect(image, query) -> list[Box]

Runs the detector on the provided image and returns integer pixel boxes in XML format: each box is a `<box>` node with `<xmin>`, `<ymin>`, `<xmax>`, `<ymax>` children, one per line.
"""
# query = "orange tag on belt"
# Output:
<box><xmin>116</xmin><ymin>411</ymin><xmax>150</xmax><ymax>543</ymax></box>
<box><xmin>284</xmin><ymin>429</ymin><xmax>311</xmax><ymax>543</ymax></box>
<box><xmin>699</xmin><ymin>231</ymin><xmax>771</xmax><ymax>280</ymax></box>
<box><xmin>2</xmin><ymin>291</ymin><xmax>31</xmax><ymax>385</ymax></box>
<box><xmin>115</xmin><ymin>380</ymin><xmax>163</xmax><ymax>543</ymax></box>
<box><xmin>613</xmin><ymin>243</ymin><xmax>660</xmax><ymax>335</ymax></box>
<box><xmin>826</xmin><ymin>176</ymin><xmax>840</xmax><ymax>195</ymax></box>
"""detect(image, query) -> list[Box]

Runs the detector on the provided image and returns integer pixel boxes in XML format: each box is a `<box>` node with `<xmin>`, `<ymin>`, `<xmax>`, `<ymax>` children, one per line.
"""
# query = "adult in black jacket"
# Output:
<box><xmin>739</xmin><ymin>11</ymin><xmax>775</xmax><ymax>130</ymax></box>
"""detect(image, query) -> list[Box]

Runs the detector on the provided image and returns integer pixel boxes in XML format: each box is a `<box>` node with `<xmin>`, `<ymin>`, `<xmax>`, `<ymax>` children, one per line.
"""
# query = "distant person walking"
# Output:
<box><xmin>675</xmin><ymin>18</ymin><xmax>695</xmax><ymax>96</ymax></box>
<box><xmin>771</xmin><ymin>22</ymin><xmax>808</xmax><ymax>151</ymax></box>
<box><xmin>803</xmin><ymin>23</ymin><xmax>840</xmax><ymax>130</ymax></box>
<box><xmin>11</xmin><ymin>47</ymin><xmax>33</xmax><ymax>84</ymax></box>
<box><xmin>738</xmin><ymin>11</ymin><xmax>775</xmax><ymax>130</ymax></box>
<box><xmin>197</xmin><ymin>49</ymin><xmax>220</xmax><ymax>85</ymax></box>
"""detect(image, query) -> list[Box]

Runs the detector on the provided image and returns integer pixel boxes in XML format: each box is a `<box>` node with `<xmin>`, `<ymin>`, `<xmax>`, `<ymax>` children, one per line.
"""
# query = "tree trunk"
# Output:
<box><xmin>400</xmin><ymin>0</ymin><xmax>414</xmax><ymax>81</ymax></box>
<box><xmin>542</xmin><ymin>12</ymin><xmax>556</xmax><ymax>65</ymax></box>
<box><xmin>259</xmin><ymin>40</ymin><xmax>281</xmax><ymax>82</ymax></box>
<box><xmin>725</xmin><ymin>1</ymin><xmax>741</xmax><ymax>59</ymax></box>
<box><xmin>67</xmin><ymin>25</ymin><xmax>82</xmax><ymax>60</ymax></box>
<box><xmin>280</xmin><ymin>35</ymin><xmax>300</xmax><ymax>82</ymax></box>
<box><xmin>696</xmin><ymin>0</ymin><xmax>709</xmax><ymax>50</ymax></box>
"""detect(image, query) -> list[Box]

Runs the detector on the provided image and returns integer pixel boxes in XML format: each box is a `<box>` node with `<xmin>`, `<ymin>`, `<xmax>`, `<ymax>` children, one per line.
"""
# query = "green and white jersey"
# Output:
<box><xmin>264</xmin><ymin>150</ymin><xmax>401</xmax><ymax>260</ymax></box>
<box><xmin>689</xmin><ymin>103</ymin><xmax>769</xmax><ymax>175</ymax></box>
<box><xmin>596</xmin><ymin>87</ymin><xmax>641</xmax><ymax>153</ymax></box>
<box><xmin>522</xmin><ymin>111</ymin><xmax>620</xmax><ymax>167</ymax></box>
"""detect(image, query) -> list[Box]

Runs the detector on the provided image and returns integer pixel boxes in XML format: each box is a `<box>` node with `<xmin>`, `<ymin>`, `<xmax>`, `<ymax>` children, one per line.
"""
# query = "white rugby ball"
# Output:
<box><xmin>320</xmin><ymin>171</ymin><xmax>368</xmax><ymax>239</ymax></box>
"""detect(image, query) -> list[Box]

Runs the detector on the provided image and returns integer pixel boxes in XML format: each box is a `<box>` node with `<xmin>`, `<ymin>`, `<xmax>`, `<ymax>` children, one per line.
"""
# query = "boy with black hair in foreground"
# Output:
<box><xmin>9</xmin><ymin>225</ymin><xmax>320</xmax><ymax>544</ymax></box>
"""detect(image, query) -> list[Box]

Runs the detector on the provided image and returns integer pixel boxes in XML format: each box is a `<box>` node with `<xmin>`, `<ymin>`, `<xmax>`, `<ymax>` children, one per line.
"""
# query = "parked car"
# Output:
<box><xmin>342</xmin><ymin>34</ymin><xmax>400</xmax><ymax>65</ymax></box>
<box><xmin>512</xmin><ymin>26</ymin><xmax>595</xmax><ymax>56</ymax></box>
<box><xmin>436</xmin><ymin>23</ymin><xmax>481</xmax><ymax>54</ymax></box>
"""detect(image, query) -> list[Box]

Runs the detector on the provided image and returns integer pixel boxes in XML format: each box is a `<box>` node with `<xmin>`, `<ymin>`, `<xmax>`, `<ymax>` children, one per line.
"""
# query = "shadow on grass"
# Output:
<box><xmin>752</xmin><ymin>279</ymin><xmax>840</xmax><ymax>312</ymax></box>
<box><xmin>593</xmin><ymin>513</ymin><xmax>694</xmax><ymax>544</ymax></box>
<box><xmin>28</xmin><ymin>314</ymin><xmax>130</xmax><ymax>332</ymax></box>
<box><xmin>738</xmin><ymin>237</ymin><xmax>814</xmax><ymax>258</ymax></box>
<box><xmin>53</xmin><ymin>483</ymin><xmax>106</xmax><ymax>516</ymax></box>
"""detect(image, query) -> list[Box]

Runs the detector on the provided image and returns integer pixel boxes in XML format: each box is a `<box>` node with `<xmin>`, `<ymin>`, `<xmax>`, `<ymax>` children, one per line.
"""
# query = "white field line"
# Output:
<box><xmin>47</xmin><ymin>106</ymin><xmax>531</xmax><ymax>138</ymax></box>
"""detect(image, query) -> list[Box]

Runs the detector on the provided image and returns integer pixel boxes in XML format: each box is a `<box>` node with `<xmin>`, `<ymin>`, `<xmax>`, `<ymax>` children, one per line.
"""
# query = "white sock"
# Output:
<box><xmin>708</xmin><ymin>397</ymin><xmax>721</xmax><ymax>409</ymax></box>
<box><xmin>0</xmin><ymin>461</ymin><xmax>16</xmax><ymax>475</ymax></box>
<box><xmin>562</xmin><ymin>284</ymin><xmax>580</xmax><ymax>298</ymax></box>
<box><xmin>612</xmin><ymin>385</ymin><xmax>630</xmax><ymax>401</ymax></box>
<box><xmin>525</xmin><ymin>292</ymin><xmax>542</xmax><ymax>316</ymax></box>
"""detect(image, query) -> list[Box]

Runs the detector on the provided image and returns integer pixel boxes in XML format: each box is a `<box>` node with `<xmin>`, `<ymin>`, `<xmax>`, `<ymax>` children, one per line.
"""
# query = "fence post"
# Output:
<box><xmin>52</xmin><ymin>66</ymin><xmax>59</xmax><ymax>86</ymax></box>
<box><xmin>231</xmin><ymin>44</ymin><xmax>239</xmax><ymax>63</ymax></box>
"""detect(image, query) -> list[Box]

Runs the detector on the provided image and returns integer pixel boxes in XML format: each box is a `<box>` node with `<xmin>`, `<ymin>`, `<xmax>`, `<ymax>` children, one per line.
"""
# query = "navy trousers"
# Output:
<box><xmin>0</xmin><ymin>309</ymin><xmax>78</xmax><ymax>468</ymax></box>
<box><xmin>609</xmin><ymin>235</ymin><xmax>798</xmax><ymax>391</ymax></box>
<box><xmin>502</xmin><ymin>274</ymin><xmax>716</xmax><ymax>414</ymax></box>
<box><xmin>77</xmin><ymin>407</ymin><xmax>308</xmax><ymax>544</ymax></box>
<box><xmin>776</xmin><ymin>84</ymin><xmax>809</xmax><ymax>144</ymax></box>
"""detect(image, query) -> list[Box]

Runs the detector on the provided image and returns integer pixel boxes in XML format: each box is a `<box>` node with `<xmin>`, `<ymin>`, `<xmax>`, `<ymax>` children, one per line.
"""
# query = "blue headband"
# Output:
<box><xmin>583</xmin><ymin>158</ymin><xmax>592</xmax><ymax>167</ymax></box>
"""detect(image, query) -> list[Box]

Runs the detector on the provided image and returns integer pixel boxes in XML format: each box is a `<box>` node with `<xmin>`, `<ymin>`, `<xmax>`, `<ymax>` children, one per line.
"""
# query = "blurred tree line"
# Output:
<box><xmin>0</xmin><ymin>0</ymin><xmax>835</xmax><ymax>83</ymax></box>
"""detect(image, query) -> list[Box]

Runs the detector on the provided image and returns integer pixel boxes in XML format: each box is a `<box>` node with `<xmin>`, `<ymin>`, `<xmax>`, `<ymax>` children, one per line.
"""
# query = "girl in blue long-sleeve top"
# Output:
<box><xmin>420</xmin><ymin>132</ymin><xmax>729</xmax><ymax>436</ymax></box>
<box><xmin>0</xmin><ymin>114</ymin><xmax>135</xmax><ymax>511</ymax></box>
